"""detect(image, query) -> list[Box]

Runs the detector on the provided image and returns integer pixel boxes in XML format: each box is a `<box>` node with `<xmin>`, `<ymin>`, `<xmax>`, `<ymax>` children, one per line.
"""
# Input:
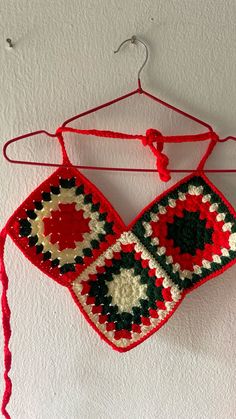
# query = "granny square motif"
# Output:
<box><xmin>132</xmin><ymin>173</ymin><xmax>236</xmax><ymax>290</ymax></box>
<box><xmin>8</xmin><ymin>165</ymin><xmax>124</xmax><ymax>286</ymax></box>
<box><xmin>6</xmin><ymin>168</ymin><xmax>236</xmax><ymax>351</ymax></box>
<box><xmin>71</xmin><ymin>230</ymin><xmax>182</xmax><ymax>351</ymax></box>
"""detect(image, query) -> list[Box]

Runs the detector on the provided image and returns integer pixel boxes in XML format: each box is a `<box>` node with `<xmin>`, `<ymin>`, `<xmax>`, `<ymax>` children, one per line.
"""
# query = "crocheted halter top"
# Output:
<box><xmin>1</xmin><ymin>126</ymin><xmax>236</xmax><ymax>418</ymax></box>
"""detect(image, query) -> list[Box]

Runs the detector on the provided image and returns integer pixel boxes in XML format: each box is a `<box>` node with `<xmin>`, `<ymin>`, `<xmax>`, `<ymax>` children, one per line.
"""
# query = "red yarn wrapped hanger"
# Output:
<box><xmin>3</xmin><ymin>35</ymin><xmax>236</xmax><ymax>175</ymax></box>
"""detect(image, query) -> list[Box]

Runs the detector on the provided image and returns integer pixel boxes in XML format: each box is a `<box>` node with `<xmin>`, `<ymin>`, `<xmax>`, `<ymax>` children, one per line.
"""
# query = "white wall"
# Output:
<box><xmin>1</xmin><ymin>1</ymin><xmax>236</xmax><ymax>418</ymax></box>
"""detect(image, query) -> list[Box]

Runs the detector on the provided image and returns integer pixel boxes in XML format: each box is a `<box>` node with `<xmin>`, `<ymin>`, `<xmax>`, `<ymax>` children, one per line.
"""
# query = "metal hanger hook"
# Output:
<box><xmin>114</xmin><ymin>35</ymin><xmax>149</xmax><ymax>82</ymax></box>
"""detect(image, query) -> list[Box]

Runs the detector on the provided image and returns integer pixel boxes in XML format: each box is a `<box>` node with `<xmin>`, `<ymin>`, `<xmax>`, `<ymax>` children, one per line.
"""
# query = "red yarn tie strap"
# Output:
<box><xmin>143</xmin><ymin>129</ymin><xmax>170</xmax><ymax>182</ymax></box>
<box><xmin>0</xmin><ymin>228</ymin><xmax>12</xmax><ymax>419</ymax></box>
<box><xmin>55</xmin><ymin>126</ymin><xmax>219</xmax><ymax>182</ymax></box>
<box><xmin>56</xmin><ymin>132</ymin><xmax>71</xmax><ymax>165</ymax></box>
<box><xmin>197</xmin><ymin>135</ymin><xmax>219</xmax><ymax>172</ymax></box>
<box><xmin>4</xmin><ymin>127</ymin><xmax>221</xmax><ymax>178</ymax></box>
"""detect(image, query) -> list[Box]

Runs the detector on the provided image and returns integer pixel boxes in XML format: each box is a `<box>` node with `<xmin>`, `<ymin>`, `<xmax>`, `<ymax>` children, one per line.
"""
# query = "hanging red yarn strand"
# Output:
<box><xmin>0</xmin><ymin>228</ymin><xmax>12</xmax><ymax>419</ymax></box>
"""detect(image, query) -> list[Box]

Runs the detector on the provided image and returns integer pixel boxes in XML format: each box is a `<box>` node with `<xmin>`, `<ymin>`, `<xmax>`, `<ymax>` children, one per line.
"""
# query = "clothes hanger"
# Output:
<box><xmin>61</xmin><ymin>35</ymin><xmax>214</xmax><ymax>130</ymax></box>
<box><xmin>3</xmin><ymin>35</ymin><xmax>236</xmax><ymax>174</ymax></box>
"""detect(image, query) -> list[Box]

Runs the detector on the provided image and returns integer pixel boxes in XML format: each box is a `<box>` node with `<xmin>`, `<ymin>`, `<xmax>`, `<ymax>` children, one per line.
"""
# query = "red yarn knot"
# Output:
<box><xmin>143</xmin><ymin>129</ymin><xmax>163</xmax><ymax>147</ymax></box>
<box><xmin>211</xmin><ymin>132</ymin><xmax>219</xmax><ymax>142</ymax></box>
<box><xmin>143</xmin><ymin>129</ymin><xmax>171</xmax><ymax>182</ymax></box>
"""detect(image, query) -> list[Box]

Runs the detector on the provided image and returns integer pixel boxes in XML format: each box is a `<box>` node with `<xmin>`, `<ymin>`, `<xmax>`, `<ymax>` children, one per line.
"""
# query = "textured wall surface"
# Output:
<box><xmin>0</xmin><ymin>1</ymin><xmax>236</xmax><ymax>418</ymax></box>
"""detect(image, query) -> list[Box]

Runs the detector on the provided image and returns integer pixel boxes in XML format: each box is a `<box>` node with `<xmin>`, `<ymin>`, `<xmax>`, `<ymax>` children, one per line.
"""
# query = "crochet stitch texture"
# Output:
<box><xmin>6</xmin><ymin>165</ymin><xmax>236</xmax><ymax>351</ymax></box>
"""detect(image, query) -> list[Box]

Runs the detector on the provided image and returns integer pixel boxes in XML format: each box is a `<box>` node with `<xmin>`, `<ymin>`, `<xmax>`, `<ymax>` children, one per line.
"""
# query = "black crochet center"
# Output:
<box><xmin>167</xmin><ymin>210</ymin><xmax>213</xmax><ymax>256</ymax></box>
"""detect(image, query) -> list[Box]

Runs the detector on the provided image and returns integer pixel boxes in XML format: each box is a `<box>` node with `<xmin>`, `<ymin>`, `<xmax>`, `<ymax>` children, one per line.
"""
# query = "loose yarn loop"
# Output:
<box><xmin>0</xmin><ymin>228</ymin><xmax>12</xmax><ymax>419</ymax></box>
<box><xmin>144</xmin><ymin>129</ymin><xmax>170</xmax><ymax>182</ymax></box>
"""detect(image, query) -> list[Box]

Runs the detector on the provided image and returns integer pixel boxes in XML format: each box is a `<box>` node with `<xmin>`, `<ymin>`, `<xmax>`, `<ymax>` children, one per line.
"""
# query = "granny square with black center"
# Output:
<box><xmin>132</xmin><ymin>173</ymin><xmax>236</xmax><ymax>290</ymax></box>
